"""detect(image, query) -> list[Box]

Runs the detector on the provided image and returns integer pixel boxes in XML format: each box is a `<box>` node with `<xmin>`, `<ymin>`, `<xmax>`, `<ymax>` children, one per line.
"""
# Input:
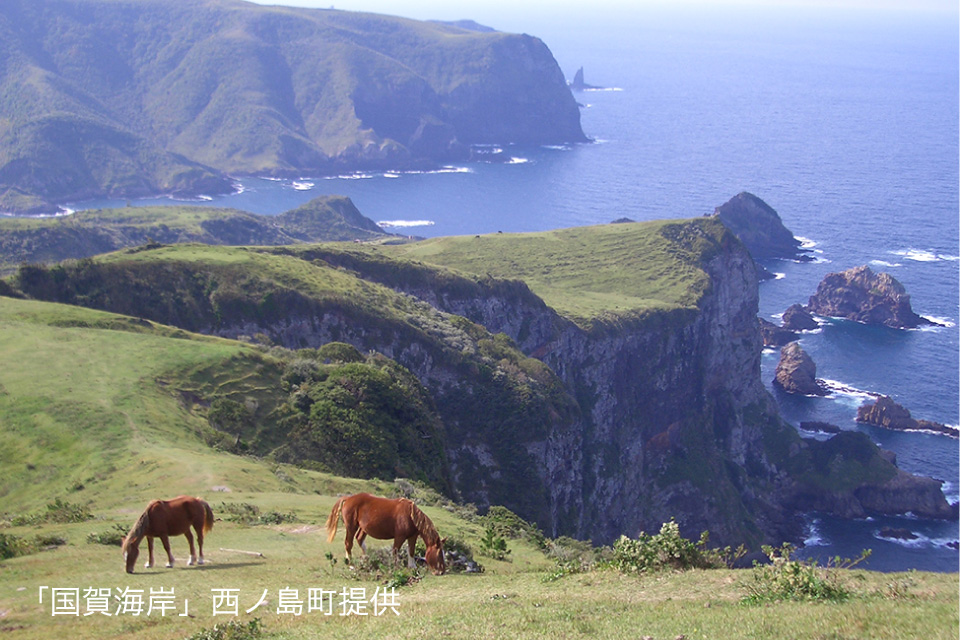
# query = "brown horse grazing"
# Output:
<box><xmin>325</xmin><ymin>493</ymin><xmax>446</xmax><ymax>575</ymax></box>
<box><xmin>122</xmin><ymin>496</ymin><xmax>214</xmax><ymax>574</ymax></box>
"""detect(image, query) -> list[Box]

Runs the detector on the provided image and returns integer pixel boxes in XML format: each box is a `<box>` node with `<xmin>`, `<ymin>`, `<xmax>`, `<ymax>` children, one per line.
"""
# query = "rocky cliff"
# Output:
<box><xmin>9</xmin><ymin>218</ymin><xmax>950</xmax><ymax>546</ymax></box>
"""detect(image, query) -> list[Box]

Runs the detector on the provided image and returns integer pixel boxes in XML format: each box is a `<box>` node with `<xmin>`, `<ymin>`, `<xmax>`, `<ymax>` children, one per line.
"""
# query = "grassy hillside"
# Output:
<box><xmin>0</xmin><ymin>196</ymin><xmax>392</xmax><ymax>273</ymax></box>
<box><xmin>0</xmin><ymin>250</ymin><xmax>956</xmax><ymax>640</ymax></box>
<box><xmin>365</xmin><ymin>218</ymin><xmax>727</xmax><ymax>327</ymax></box>
<box><xmin>0</xmin><ymin>0</ymin><xmax>585</xmax><ymax>213</ymax></box>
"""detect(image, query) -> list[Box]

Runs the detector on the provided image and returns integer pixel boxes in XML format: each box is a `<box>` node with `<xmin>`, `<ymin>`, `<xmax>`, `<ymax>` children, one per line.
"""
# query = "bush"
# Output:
<box><xmin>185</xmin><ymin>618</ymin><xmax>263</xmax><ymax>640</ymax></box>
<box><xmin>219</xmin><ymin>502</ymin><xmax>296</xmax><ymax>526</ymax></box>
<box><xmin>0</xmin><ymin>532</ymin><xmax>67</xmax><ymax>560</ymax></box>
<box><xmin>611</xmin><ymin>520</ymin><xmax>738</xmax><ymax>574</ymax></box>
<box><xmin>87</xmin><ymin>524</ymin><xmax>129</xmax><ymax>546</ymax></box>
<box><xmin>741</xmin><ymin>543</ymin><xmax>871</xmax><ymax>603</ymax></box>
<box><xmin>477</xmin><ymin>525</ymin><xmax>511</xmax><ymax>561</ymax></box>
<box><xmin>9</xmin><ymin>498</ymin><xmax>93</xmax><ymax>526</ymax></box>
<box><xmin>482</xmin><ymin>505</ymin><xmax>546</xmax><ymax>549</ymax></box>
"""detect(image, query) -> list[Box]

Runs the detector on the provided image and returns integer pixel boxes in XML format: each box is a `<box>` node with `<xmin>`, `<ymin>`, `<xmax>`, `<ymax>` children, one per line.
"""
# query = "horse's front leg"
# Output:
<box><xmin>145</xmin><ymin>536</ymin><xmax>155</xmax><ymax>568</ymax></box>
<box><xmin>405</xmin><ymin>536</ymin><xmax>417</xmax><ymax>569</ymax></box>
<box><xmin>160</xmin><ymin>535</ymin><xmax>174</xmax><ymax>568</ymax></box>
<box><xmin>184</xmin><ymin>530</ymin><xmax>197</xmax><ymax>566</ymax></box>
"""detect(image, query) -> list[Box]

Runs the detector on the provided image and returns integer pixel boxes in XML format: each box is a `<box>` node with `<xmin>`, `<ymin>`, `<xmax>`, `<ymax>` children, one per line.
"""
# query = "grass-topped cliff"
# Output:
<box><xmin>4</xmin><ymin>215</ymin><xmax>946</xmax><ymax>550</ymax></box>
<box><xmin>0</xmin><ymin>0</ymin><xmax>585</xmax><ymax>213</ymax></box>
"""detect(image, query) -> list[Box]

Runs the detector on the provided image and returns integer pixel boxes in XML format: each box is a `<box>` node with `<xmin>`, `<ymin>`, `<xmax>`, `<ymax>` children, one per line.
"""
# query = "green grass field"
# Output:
<box><xmin>368</xmin><ymin>218</ymin><xmax>726</xmax><ymax>326</ymax></box>
<box><xmin>1</xmin><ymin>280</ymin><xmax>957</xmax><ymax>640</ymax></box>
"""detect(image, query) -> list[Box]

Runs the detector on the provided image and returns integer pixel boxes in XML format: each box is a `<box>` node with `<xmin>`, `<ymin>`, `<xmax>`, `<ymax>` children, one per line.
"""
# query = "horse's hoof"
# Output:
<box><xmin>197</xmin><ymin>558</ymin><xmax>205</xmax><ymax>565</ymax></box>
<box><xmin>187</xmin><ymin>558</ymin><xmax>195</xmax><ymax>566</ymax></box>
<box><xmin>165</xmin><ymin>562</ymin><xmax>174</xmax><ymax>568</ymax></box>
<box><xmin>144</xmin><ymin>562</ymin><xmax>153</xmax><ymax>568</ymax></box>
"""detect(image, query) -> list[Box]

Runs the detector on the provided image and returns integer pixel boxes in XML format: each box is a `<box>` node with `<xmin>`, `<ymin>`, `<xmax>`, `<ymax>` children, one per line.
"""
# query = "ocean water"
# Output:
<box><xmin>73</xmin><ymin>4</ymin><xmax>959</xmax><ymax>571</ymax></box>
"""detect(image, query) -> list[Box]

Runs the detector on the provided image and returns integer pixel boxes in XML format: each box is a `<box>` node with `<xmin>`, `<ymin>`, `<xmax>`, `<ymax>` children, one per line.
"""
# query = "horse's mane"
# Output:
<box><xmin>409</xmin><ymin>501</ymin><xmax>440</xmax><ymax>546</ymax></box>
<box><xmin>122</xmin><ymin>504</ymin><xmax>153</xmax><ymax>551</ymax></box>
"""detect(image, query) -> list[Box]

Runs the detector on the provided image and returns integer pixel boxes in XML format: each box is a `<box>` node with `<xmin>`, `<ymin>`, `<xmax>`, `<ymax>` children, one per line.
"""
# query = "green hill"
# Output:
<box><xmin>0</xmin><ymin>298</ymin><xmax>955</xmax><ymax>640</ymax></box>
<box><xmin>0</xmin><ymin>0</ymin><xmax>585</xmax><ymax>213</ymax></box>
<box><xmin>0</xmin><ymin>196</ymin><xmax>393</xmax><ymax>273</ymax></box>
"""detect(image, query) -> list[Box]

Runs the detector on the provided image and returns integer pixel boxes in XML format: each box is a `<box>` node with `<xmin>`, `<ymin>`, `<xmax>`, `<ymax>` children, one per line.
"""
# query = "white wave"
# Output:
<box><xmin>803</xmin><ymin>517</ymin><xmax>827</xmax><ymax>547</ymax></box>
<box><xmin>819</xmin><ymin>378</ymin><xmax>881</xmax><ymax>403</ymax></box>
<box><xmin>919</xmin><ymin>316</ymin><xmax>955</xmax><ymax>328</ymax></box>
<box><xmin>291</xmin><ymin>181</ymin><xmax>314</xmax><ymax>191</ymax></box>
<box><xmin>322</xmin><ymin>173</ymin><xmax>375</xmax><ymax>180</ymax></box>
<box><xmin>542</xmin><ymin>144</ymin><xmax>572</xmax><ymax>151</ymax></box>
<box><xmin>795</xmin><ymin>236</ymin><xmax>817</xmax><ymax>249</ymax></box>
<box><xmin>260</xmin><ymin>176</ymin><xmax>282</xmax><ymax>182</ymax></box>
<box><xmin>869</xmin><ymin>259</ymin><xmax>902</xmax><ymax>268</ymax></box>
<box><xmin>810</xmin><ymin>256</ymin><xmax>832</xmax><ymax>264</ymax></box>
<box><xmin>436</xmin><ymin>166</ymin><xmax>472</xmax><ymax>174</ymax></box>
<box><xmin>231</xmin><ymin>181</ymin><xmax>246</xmax><ymax>195</ymax></box>
<box><xmin>941</xmin><ymin>480</ymin><xmax>959</xmax><ymax>503</ymax></box>
<box><xmin>377</xmin><ymin>219</ymin><xmax>436</xmax><ymax>228</ymax></box>
<box><xmin>773</xmin><ymin>272</ymin><xmax>786</xmax><ymax>280</ymax></box>
<box><xmin>583</xmin><ymin>87</ymin><xmax>624</xmax><ymax>92</ymax></box>
<box><xmin>382</xmin><ymin>173</ymin><xmax>400</xmax><ymax>178</ymax></box>
<box><xmin>874</xmin><ymin>529</ymin><xmax>957</xmax><ymax>550</ymax></box>
<box><xmin>508</xmin><ymin>157</ymin><xmax>530</xmax><ymax>164</ymax></box>
<box><xmin>890</xmin><ymin>248</ymin><xmax>958</xmax><ymax>262</ymax></box>
<box><xmin>473</xmin><ymin>146</ymin><xmax>504</xmax><ymax>154</ymax></box>
<box><xmin>197</xmin><ymin>195</ymin><xmax>214</xmax><ymax>201</ymax></box>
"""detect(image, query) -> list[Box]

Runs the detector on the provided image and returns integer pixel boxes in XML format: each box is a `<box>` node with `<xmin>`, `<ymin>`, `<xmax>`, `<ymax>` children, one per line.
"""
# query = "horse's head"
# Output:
<box><xmin>122</xmin><ymin>536</ymin><xmax>140</xmax><ymax>574</ymax></box>
<box><xmin>425</xmin><ymin>537</ymin><xmax>447</xmax><ymax>575</ymax></box>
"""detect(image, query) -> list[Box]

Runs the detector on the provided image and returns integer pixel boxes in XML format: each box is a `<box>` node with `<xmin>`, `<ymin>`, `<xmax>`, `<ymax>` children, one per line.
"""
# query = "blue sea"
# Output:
<box><xmin>73</xmin><ymin>3</ymin><xmax>959</xmax><ymax>572</ymax></box>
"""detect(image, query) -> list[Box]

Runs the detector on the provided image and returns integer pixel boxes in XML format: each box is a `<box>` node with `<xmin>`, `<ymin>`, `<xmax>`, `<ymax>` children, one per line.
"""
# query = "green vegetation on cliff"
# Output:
<box><xmin>0</xmin><ymin>196</ymin><xmax>391</xmax><ymax>273</ymax></box>
<box><xmin>312</xmin><ymin>217</ymin><xmax>731</xmax><ymax>328</ymax></box>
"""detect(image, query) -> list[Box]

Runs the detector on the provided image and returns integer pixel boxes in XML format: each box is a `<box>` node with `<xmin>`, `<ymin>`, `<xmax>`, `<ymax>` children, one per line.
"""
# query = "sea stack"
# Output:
<box><xmin>857</xmin><ymin>396</ymin><xmax>957</xmax><ymax>438</ymax></box>
<box><xmin>806</xmin><ymin>265</ymin><xmax>936</xmax><ymax>329</ymax></box>
<box><xmin>774</xmin><ymin>342</ymin><xmax>827</xmax><ymax>396</ymax></box>
<box><xmin>711</xmin><ymin>192</ymin><xmax>811</xmax><ymax>262</ymax></box>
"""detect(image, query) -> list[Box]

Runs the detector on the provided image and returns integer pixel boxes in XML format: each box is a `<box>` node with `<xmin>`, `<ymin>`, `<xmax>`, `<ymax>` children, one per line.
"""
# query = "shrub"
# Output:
<box><xmin>0</xmin><ymin>532</ymin><xmax>67</xmax><ymax>560</ymax></box>
<box><xmin>219</xmin><ymin>502</ymin><xmax>296</xmax><ymax>526</ymax></box>
<box><xmin>741</xmin><ymin>543</ymin><xmax>871</xmax><ymax>603</ymax></box>
<box><xmin>611</xmin><ymin>520</ymin><xmax>737</xmax><ymax>574</ymax></box>
<box><xmin>87</xmin><ymin>524</ymin><xmax>129</xmax><ymax>546</ymax></box>
<box><xmin>10</xmin><ymin>498</ymin><xmax>93</xmax><ymax>526</ymax></box>
<box><xmin>185</xmin><ymin>618</ymin><xmax>263</xmax><ymax>640</ymax></box>
<box><xmin>478</xmin><ymin>525</ymin><xmax>511</xmax><ymax>561</ymax></box>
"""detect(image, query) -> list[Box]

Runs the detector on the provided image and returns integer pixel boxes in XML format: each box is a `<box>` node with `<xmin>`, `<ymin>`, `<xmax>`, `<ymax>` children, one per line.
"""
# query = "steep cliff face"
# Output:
<box><xmin>359</xmin><ymin>223</ymin><xmax>796</xmax><ymax>545</ymax></box>
<box><xmin>12</xmin><ymin>219</ymin><xmax>948</xmax><ymax>546</ymax></box>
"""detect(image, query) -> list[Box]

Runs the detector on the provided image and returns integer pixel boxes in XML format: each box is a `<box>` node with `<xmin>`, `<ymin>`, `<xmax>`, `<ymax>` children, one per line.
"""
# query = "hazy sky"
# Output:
<box><xmin>249</xmin><ymin>0</ymin><xmax>958</xmax><ymax>19</ymax></box>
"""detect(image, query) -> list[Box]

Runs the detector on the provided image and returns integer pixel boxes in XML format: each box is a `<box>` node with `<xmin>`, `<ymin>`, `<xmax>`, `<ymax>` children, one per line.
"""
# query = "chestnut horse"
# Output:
<box><xmin>122</xmin><ymin>496</ymin><xmax>213</xmax><ymax>574</ymax></box>
<box><xmin>325</xmin><ymin>493</ymin><xmax>446</xmax><ymax>575</ymax></box>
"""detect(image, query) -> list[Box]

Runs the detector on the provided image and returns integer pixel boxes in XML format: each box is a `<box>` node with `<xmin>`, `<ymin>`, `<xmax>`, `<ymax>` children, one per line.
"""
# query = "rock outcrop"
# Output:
<box><xmin>857</xmin><ymin>396</ymin><xmax>958</xmax><ymax>438</ymax></box>
<box><xmin>781</xmin><ymin>304</ymin><xmax>818</xmax><ymax>331</ymax></box>
<box><xmin>569</xmin><ymin>67</ymin><xmax>602</xmax><ymax>91</ymax></box>
<box><xmin>759</xmin><ymin>318</ymin><xmax>798</xmax><ymax>347</ymax></box>
<box><xmin>784</xmin><ymin>431</ymin><xmax>953</xmax><ymax>520</ymax></box>
<box><xmin>710</xmin><ymin>192</ymin><xmax>811</xmax><ymax>262</ymax></box>
<box><xmin>806</xmin><ymin>265</ymin><xmax>936</xmax><ymax>329</ymax></box>
<box><xmin>773</xmin><ymin>342</ymin><xmax>827</xmax><ymax>396</ymax></box>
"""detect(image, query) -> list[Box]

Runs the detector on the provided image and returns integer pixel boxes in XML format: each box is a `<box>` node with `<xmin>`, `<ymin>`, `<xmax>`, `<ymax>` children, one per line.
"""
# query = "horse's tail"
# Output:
<box><xmin>325</xmin><ymin>497</ymin><xmax>345</xmax><ymax>543</ymax></box>
<box><xmin>199</xmin><ymin>498</ymin><xmax>214</xmax><ymax>534</ymax></box>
